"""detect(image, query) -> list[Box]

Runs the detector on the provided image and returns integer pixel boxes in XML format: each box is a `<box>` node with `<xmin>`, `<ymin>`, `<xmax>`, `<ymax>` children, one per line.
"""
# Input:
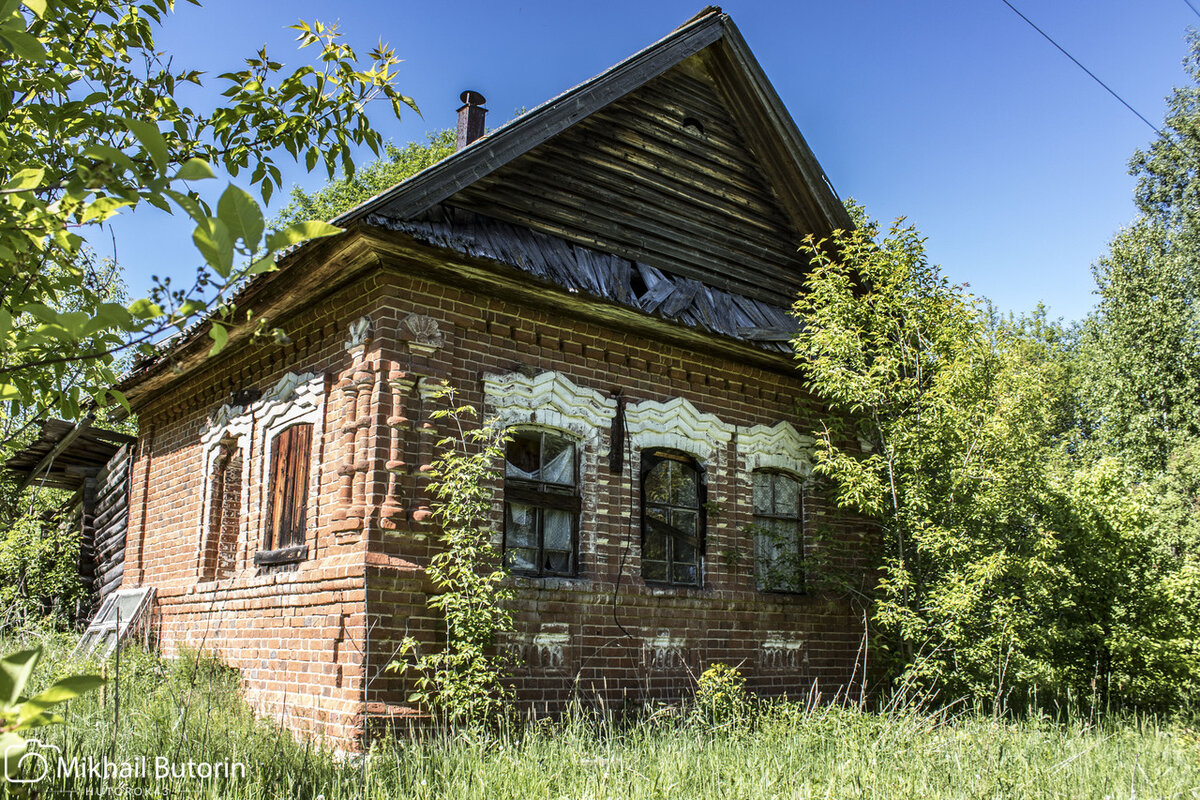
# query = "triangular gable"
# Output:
<box><xmin>441</xmin><ymin>55</ymin><xmax>811</xmax><ymax>304</ymax></box>
<box><xmin>340</xmin><ymin>10</ymin><xmax>851</xmax><ymax>303</ymax></box>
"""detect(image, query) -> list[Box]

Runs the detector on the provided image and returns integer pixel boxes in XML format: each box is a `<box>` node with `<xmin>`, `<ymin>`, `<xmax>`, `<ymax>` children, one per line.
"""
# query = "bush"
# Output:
<box><xmin>692</xmin><ymin>662</ymin><xmax>753</xmax><ymax>726</ymax></box>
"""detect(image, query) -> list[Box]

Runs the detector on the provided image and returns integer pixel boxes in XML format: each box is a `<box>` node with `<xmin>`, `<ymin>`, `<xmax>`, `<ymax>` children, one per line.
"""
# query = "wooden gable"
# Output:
<box><xmin>446</xmin><ymin>56</ymin><xmax>809</xmax><ymax>305</ymax></box>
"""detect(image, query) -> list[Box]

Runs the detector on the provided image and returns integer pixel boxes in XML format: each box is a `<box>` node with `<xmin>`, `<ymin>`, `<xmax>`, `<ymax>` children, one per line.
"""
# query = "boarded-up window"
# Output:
<box><xmin>641</xmin><ymin>450</ymin><xmax>704</xmax><ymax>587</ymax></box>
<box><xmin>201</xmin><ymin>438</ymin><xmax>242</xmax><ymax>580</ymax></box>
<box><xmin>265</xmin><ymin>423</ymin><xmax>312</xmax><ymax>552</ymax></box>
<box><xmin>503</xmin><ymin>429</ymin><xmax>579</xmax><ymax>577</ymax></box>
<box><xmin>752</xmin><ymin>471</ymin><xmax>804</xmax><ymax>593</ymax></box>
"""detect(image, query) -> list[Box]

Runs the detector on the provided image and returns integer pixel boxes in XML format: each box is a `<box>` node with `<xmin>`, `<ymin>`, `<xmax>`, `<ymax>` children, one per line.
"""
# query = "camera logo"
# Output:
<box><xmin>4</xmin><ymin>738</ymin><xmax>60</xmax><ymax>784</ymax></box>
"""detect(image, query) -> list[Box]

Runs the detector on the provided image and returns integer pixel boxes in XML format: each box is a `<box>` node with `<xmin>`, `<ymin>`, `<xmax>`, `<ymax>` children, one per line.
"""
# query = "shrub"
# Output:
<box><xmin>692</xmin><ymin>662</ymin><xmax>753</xmax><ymax>725</ymax></box>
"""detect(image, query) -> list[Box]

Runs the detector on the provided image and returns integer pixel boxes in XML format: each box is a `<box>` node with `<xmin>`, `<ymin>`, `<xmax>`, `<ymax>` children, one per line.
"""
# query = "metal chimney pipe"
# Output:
<box><xmin>456</xmin><ymin>90</ymin><xmax>487</xmax><ymax>150</ymax></box>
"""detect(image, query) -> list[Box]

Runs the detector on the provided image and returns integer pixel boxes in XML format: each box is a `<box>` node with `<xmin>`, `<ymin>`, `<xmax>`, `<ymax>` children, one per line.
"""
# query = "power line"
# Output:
<box><xmin>998</xmin><ymin>0</ymin><xmax>1167</xmax><ymax>141</ymax></box>
<box><xmin>1184</xmin><ymin>0</ymin><xmax>1200</xmax><ymax>22</ymax></box>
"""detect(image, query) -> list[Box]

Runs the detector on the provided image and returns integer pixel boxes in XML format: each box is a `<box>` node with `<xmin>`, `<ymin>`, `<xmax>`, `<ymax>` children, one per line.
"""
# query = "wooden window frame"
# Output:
<box><xmin>640</xmin><ymin>449</ymin><xmax>706</xmax><ymax>588</ymax></box>
<box><xmin>255</xmin><ymin>422</ymin><xmax>313</xmax><ymax>567</ymax></box>
<box><xmin>752</xmin><ymin>469</ymin><xmax>805</xmax><ymax>594</ymax></box>
<box><xmin>502</xmin><ymin>429</ymin><xmax>581</xmax><ymax>578</ymax></box>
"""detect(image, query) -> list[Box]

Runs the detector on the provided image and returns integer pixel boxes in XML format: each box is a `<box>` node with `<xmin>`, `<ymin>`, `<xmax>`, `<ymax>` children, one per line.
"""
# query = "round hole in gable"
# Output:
<box><xmin>682</xmin><ymin>116</ymin><xmax>705</xmax><ymax>137</ymax></box>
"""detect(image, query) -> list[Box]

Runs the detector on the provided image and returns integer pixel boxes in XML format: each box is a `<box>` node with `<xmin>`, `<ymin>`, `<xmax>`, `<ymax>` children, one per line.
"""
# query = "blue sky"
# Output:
<box><xmin>102</xmin><ymin>0</ymin><xmax>1200</xmax><ymax>323</ymax></box>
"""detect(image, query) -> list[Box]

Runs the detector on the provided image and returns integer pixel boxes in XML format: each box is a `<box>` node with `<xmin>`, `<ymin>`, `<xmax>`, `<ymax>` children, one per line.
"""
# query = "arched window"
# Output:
<box><xmin>752</xmin><ymin>470</ymin><xmax>804</xmax><ymax>593</ymax></box>
<box><xmin>504</xmin><ymin>429</ymin><xmax>579</xmax><ymax>577</ymax></box>
<box><xmin>263</xmin><ymin>423</ymin><xmax>313</xmax><ymax>555</ymax></box>
<box><xmin>201</xmin><ymin>435</ymin><xmax>242</xmax><ymax>580</ymax></box>
<box><xmin>642</xmin><ymin>450</ymin><xmax>704</xmax><ymax>587</ymax></box>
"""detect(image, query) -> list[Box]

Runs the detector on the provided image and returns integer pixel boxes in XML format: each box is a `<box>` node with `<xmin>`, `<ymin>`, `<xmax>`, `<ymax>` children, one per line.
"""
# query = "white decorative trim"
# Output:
<box><xmin>197</xmin><ymin>371</ymin><xmax>326</xmax><ymax>569</ymax></box>
<box><xmin>401</xmin><ymin>313</ymin><xmax>445</xmax><ymax>354</ymax></box>
<box><xmin>257</xmin><ymin>372</ymin><xmax>322</xmax><ymax>442</ymax></box>
<box><xmin>198</xmin><ymin>404</ymin><xmax>254</xmax><ymax>577</ymax></box>
<box><xmin>483</xmin><ymin>370</ymin><xmax>616</xmax><ymax>440</ymax></box>
<box><xmin>345</xmin><ymin>316</ymin><xmax>374</xmax><ymax>351</ymax></box>
<box><xmin>737</xmin><ymin>421</ymin><xmax>814</xmax><ymax>478</ymax></box>
<box><xmin>625</xmin><ymin>397</ymin><xmax>732</xmax><ymax>462</ymax></box>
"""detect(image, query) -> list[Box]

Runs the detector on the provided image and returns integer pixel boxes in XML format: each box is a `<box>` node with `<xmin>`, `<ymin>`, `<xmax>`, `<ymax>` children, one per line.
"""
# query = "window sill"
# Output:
<box><xmin>253</xmin><ymin>545</ymin><xmax>309</xmax><ymax>566</ymax></box>
<box><xmin>643</xmin><ymin>581</ymin><xmax>704</xmax><ymax>592</ymax></box>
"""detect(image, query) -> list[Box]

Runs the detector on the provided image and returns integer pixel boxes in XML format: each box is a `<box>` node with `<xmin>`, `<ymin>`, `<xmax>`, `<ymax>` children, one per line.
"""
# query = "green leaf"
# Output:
<box><xmin>81</xmin><ymin>196</ymin><xmax>132</xmax><ymax>223</ymax></box>
<box><xmin>3</xmin><ymin>167</ymin><xmax>44</xmax><ymax>191</ymax></box>
<box><xmin>192</xmin><ymin>217</ymin><xmax>234</xmax><ymax>278</ymax></box>
<box><xmin>21</xmin><ymin>0</ymin><xmax>46</xmax><ymax>17</ymax></box>
<box><xmin>216</xmin><ymin>184</ymin><xmax>264</xmax><ymax>251</ymax></box>
<box><xmin>245</xmin><ymin>255</ymin><xmax>277</xmax><ymax>276</ymax></box>
<box><xmin>174</xmin><ymin>158</ymin><xmax>215</xmax><ymax>181</ymax></box>
<box><xmin>265</xmin><ymin>220</ymin><xmax>342</xmax><ymax>252</ymax></box>
<box><xmin>19</xmin><ymin>302</ymin><xmax>57</xmax><ymax>323</ymax></box>
<box><xmin>81</xmin><ymin>303</ymin><xmax>134</xmax><ymax>336</ymax></box>
<box><xmin>0</xmin><ymin>648</ymin><xmax>41</xmax><ymax>709</ymax></box>
<box><xmin>106</xmin><ymin>389</ymin><xmax>132</xmax><ymax>415</ymax></box>
<box><xmin>0</xmin><ymin>29</ymin><xmax>47</xmax><ymax>61</ymax></box>
<box><xmin>208</xmin><ymin>322</ymin><xmax>228</xmax><ymax>356</ymax></box>
<box><xmin>17</xmin><ymin>675</ymin><xmax>105</xmax><ymax>726</ymax></box>
<box><xmin>128</xmin><ymin>298</ymin><xmax>164</xmax><ymax>319</ymax></box>
<box><xmin>125</xmin><ymin>118</ymin><xmax>169</xmax><ymax>171</ymax></box>
<box><xmin>81</xmin><ymin>144</ymin><xmax>139</xmax><ymax>176</ymax></box>
<box><xmin>0</xmin><ymin>384</ymin><xmax>20</xmax><ymax>401</ymax></box>
<box><xmin>1</xmin><ymin>731</ymin><xmax>27</xmax><ymax>779</ymax></box>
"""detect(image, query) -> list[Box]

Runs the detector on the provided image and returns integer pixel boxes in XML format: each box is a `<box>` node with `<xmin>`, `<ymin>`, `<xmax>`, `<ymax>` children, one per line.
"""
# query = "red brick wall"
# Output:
<box><xmin>124</xmin><ymin>261</ymin><xmax>874</xmax><ymax>748</ymax></box>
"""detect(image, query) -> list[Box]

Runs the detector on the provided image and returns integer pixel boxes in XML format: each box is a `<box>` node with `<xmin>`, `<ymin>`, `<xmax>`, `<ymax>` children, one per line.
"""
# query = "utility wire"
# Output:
<box><xmin>998</xmin><ymin>0</ymin><xmax>1167</xmax><ymax>141</ymax></box>
<box><xmin>1184</xmin><ymin>0</ymin><xmax>1200</xmax><ymax>22</ymax></box>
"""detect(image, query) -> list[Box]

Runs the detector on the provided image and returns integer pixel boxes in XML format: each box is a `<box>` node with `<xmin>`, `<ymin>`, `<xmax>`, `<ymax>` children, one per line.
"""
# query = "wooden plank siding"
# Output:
<box><xmin>446</xmin><ymin>58</ymin><xmax>814</xmax><ymax>306</ymax></box>
<box><xmin>91</xmin><ymin>444</ymin><xmax>131</xmax><ymax>611</ymax></box>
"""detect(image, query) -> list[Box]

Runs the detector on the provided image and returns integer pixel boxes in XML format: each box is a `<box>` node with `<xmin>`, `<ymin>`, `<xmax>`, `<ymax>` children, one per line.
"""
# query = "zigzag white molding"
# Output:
<box><xmin>626</xmin><ymin>396</ymin><xmax>732</xmax><ymax>462</ymax></box>
<box><xmin>737</xmin><ymin>421</ymin><xmax>814</xmax><ymax>478</ymax></box>
<box><xmin>483</xmin><ymin>370</ymin><xmax>616</xmax><ymax>439</ymax></box>
<box><xmin>257</xmin><ymin>372</ymin><xmax>322</xmax><ymax>435</ymax></box>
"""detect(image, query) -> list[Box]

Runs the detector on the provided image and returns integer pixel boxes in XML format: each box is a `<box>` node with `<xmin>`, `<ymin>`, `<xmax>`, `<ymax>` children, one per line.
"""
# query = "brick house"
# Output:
<box><xmin>113</xmin><ymin>7</ymin><xmax>873</xmax><ymax>746</ymax></box>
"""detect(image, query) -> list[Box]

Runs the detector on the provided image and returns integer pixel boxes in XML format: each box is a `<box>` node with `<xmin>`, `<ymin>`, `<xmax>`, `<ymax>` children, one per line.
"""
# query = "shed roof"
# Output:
<box><xmin>4</xmin><ymin>420</ymin><xmax>135</xmax><ymax>491</ymax></box>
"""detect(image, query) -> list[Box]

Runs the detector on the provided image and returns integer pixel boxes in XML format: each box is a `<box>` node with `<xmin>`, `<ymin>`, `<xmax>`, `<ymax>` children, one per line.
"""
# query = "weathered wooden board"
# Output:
<box><xmin>446</xmin><ymin>59</ymin><xmax>815</xmax><ymax>306</ymax></box>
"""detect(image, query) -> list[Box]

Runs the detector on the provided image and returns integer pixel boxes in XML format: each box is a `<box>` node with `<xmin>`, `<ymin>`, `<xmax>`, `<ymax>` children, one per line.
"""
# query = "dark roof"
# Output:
<box><xmin>335</xmin><ymin>7</ymin><xmax>850</xmax><ymax>236</ymax></box>
<box><xmin>118</xmin><ymin>7</ymin><xmax>846</xmax><ymax>396</ymax></box>
<box><xmin>371</xmin><ymin>207</ymin><xmax>798</xmax><ymax>353</ymax></box>
<box><xmin>5</xmin><ymin>420</ymin><xmax>135</xmax><ymax>491</ymax></box>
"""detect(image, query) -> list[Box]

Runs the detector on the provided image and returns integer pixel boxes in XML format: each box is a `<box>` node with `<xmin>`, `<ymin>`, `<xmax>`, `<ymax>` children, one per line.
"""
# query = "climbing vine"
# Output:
<box><xmin>391</xmin><ymin>382</ymin><xmax>513</xmax><ymax>725</ymax></box>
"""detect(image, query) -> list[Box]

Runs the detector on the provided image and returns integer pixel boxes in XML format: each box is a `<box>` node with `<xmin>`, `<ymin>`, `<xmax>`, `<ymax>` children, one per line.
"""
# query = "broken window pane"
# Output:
<box><xmin>505</xmin><ymin>432</ymin><xmax>541</xmax><ymax>479</ymax></box>
<box><xmin>506</xmin><ymin>504</ymin><xmax>537</xmax><ymax>547</ymax></box>
<box><xmin>503</xmin><ymin>429</ymin><xmax>580</xmax><ymax>577</ymax></box>
<box><xmin>73</xmin><ymin>587</ymin><xmax>155</xmax><ymax>659</ymax></box>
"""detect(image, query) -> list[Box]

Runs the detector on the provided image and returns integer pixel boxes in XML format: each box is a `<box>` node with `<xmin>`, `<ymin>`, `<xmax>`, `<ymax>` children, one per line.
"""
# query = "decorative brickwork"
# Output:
<box><xmin>120</xmin><ymin>264</ymin><xmax>874</xmax><ymax>748</ymax></box>
<box><xmin>115</xmin><ymin>12</ymin><xmax>877</xmax><ymax>748</ymax></box>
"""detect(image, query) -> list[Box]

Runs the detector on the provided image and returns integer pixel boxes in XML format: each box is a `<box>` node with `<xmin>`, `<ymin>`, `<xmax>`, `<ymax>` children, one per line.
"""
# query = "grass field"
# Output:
<box><xmin>3</xmin><ymin>627</ymin><xmax>1198</xmax><ymax>799</ymax></box>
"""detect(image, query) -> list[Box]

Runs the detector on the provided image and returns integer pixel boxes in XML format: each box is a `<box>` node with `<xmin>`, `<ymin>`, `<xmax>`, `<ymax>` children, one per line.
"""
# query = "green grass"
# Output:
<box><xmin>3</xmin><ymin>627</ymin><xmax>1199</xmax><ymax>799</ymax></box>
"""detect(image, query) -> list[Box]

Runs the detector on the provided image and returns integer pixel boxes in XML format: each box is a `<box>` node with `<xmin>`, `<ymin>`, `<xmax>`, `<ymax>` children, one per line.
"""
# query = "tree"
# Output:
<box><xmin>0</xmin><ymin>0</ymin><xmax>417</xmax><ymax>440</ymax></box>
<box><xmin>271</xmin><ymin>129</ymin><xmax>455</xmax><ymax>228</ymax></box>
<box><xmin>792</xmin><ymin>211</ymin><xmax>1198</xmax><ymax>709</ymax></box>
<box><xmin>1077</xmin><ymin>31</ymin><xmax>1200</xmax><ymax>472</ymax></box>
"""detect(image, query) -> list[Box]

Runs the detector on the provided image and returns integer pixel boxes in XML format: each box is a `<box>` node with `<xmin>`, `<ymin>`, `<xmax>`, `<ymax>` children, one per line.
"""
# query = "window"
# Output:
<box><xmin>504</xmin><ymin>429</ymin><xmax>579</xmax><ymax>576</ymax></box>
<box><xmin>642</xmin><ymin>450</ymin><xmax>704</xmax><ymax>587</ymax></box>
<box><xmin>201</xmin><ymin>436</ymin><xmax>242</xmax><ymax>580</ymax></box>
<box><xmin>753</xmin><ymin>471</ymin><xmax>804</xmax><ymax>593</ymax></box>
<box><xmin>261</xmin><ymin>423</ymin><xmax>313</xmax><ymax>561</ymax></box>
